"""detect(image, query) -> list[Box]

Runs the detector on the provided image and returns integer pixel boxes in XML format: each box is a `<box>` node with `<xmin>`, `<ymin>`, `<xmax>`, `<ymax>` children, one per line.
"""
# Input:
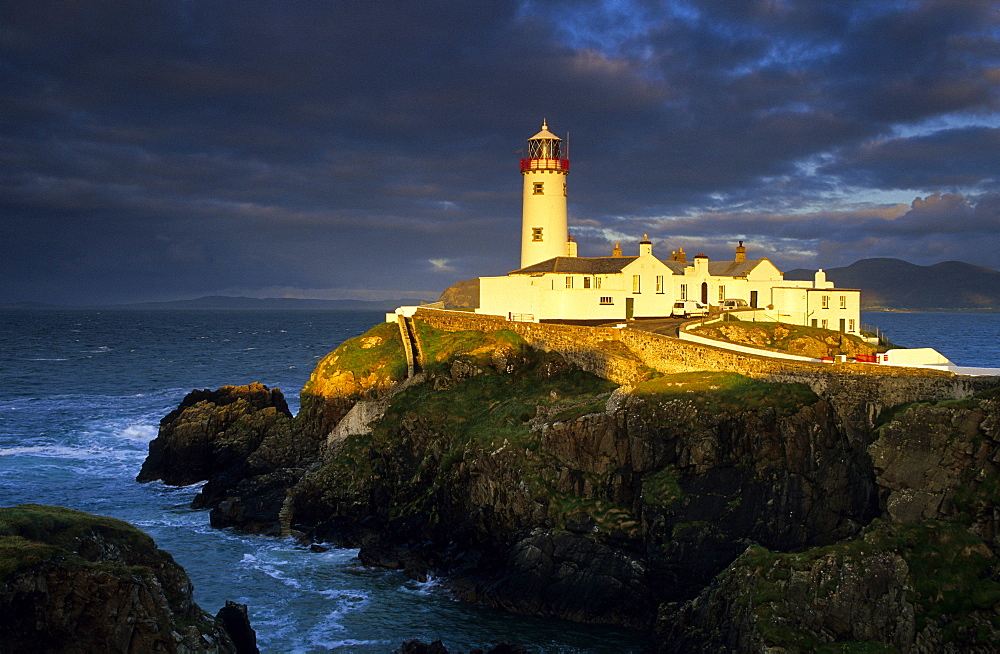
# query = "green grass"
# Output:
<box><xmin>692</xmin><ymin>318</ymin><xmax>878</xmax><ymax>356</ymax></box>
<box><xmin>0</xmin><ymin>504</ymin><xmax>159</xmax><ymax>580</ymax></box>
<box><xmin>413</xmin><ymin>322</ymin><xmax>529</xmax><ymax>374</ymax></box>
<box><xmin>633</xmin><ymin>371</ymin><xmax>818</xmax><ymax>416</ymax></box>
<box><xmin>303</xmin><ymin>322</ymin><xmax>407</xmax><ymax>394</ymax></box>
<box><xmin>642</xmin><ymin>466</ymin><xmax>682</xmax><ymax>506</ymax></box>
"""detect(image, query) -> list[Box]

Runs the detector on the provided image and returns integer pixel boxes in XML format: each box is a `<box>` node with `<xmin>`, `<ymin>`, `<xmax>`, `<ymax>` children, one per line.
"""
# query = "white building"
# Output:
<box><xmin>477</xmin><ymin>122</ymin><xmax>862</xmax><ymax>333</ymax></box>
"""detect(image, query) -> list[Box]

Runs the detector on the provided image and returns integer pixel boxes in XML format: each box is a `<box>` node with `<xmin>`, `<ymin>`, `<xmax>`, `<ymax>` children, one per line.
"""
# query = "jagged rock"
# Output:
<box><xmin>136</xmin><ymin>383</ymin><xmax>293</xmax><ymax>486</ymax></box>
<box><xmin>660</xmin><ymin>542</ymin><xmax>917</xmax><ymax>653</ymax></box>
<box><xmin>214</xmin><ymin>601</ymin><xmax>258</xmax><ymax>654</ymax></box>
<box><xmin>393</xmin><ymin>639</ymin><xmax>527</xmax><ymax>654</ymax></box>
<box><xmin>480</xmin><ymin>529</ymin><xmax>657</xmax><ymax>629</ymax></box>
<box><xmin>0</xmin><ymin>504</ymin><xmax>249</xmax><ymax>653</ymax></box>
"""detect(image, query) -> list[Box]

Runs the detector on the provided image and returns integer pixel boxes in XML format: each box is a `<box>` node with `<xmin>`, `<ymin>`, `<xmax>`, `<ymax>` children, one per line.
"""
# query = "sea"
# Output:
<box><xmin>1</xmin><ymin>309</ymin><xmax>997</xmax><ymax>653</ymax></box>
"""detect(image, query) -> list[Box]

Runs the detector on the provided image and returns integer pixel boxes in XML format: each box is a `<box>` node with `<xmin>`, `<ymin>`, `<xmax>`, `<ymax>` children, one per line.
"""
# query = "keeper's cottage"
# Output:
<box><xmin>476</xmin><ymin>121</ymin><xmax>862</xmax><ymax>334</ymax></box>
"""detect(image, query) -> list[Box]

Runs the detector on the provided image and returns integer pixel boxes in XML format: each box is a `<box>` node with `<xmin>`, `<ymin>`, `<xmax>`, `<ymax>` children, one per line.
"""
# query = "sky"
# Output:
<box><xmin>2</xmin><ymin>0</ymin><xmax>998</xmax><ymax>305</ymax></box>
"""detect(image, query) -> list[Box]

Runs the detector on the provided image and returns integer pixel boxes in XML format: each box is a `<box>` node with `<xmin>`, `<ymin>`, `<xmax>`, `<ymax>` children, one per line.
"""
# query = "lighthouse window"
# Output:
<box><xmin>533</xmin><ymin>182</ymin><xmax>544</xmax><ymax>195</ymax></box>
<box><xmin>563</xmin><ymin>183</ymin><xmax>567</xmax><ymax>197</ymax></box>
<box><xmin>532</xmin><ymin>227</ymin><xmax>543</xmax><ymax>242</ymax></box>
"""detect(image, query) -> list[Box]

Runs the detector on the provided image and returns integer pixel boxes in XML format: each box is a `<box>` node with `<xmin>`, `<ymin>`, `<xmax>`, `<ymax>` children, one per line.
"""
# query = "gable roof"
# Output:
<box><xmin>708</xmin><ymin>259</ymin><xmax>767</xmax><ymax>277</ymax></box>
<box><xmin>510</xmin><ymin>256</ymin><xmax>776</xmax><ymax>278</ymax></box>
<box><xmin>511</xmin><ymin>256</ymin><xmax>639</xmax><ymax>275</ymax></box>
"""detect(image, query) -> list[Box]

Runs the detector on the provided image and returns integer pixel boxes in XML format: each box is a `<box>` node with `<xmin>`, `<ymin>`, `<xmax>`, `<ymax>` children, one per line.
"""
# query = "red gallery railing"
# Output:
<box><xmin>520</xmin><ymin>158</ymin><xmax>570</xmax><ymax>172</ymax></box>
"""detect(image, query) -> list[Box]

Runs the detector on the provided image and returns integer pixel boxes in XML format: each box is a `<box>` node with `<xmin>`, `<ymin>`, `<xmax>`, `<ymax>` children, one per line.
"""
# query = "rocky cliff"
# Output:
<box><xmin>0</xmin><ymin>504</ymin><xmax>257</xmax><ymax>653</ymax></box>
<box><xmin>138</xmin><ymin>319</ymin><xmax>1000</xmax><ymax>650</ymax></box>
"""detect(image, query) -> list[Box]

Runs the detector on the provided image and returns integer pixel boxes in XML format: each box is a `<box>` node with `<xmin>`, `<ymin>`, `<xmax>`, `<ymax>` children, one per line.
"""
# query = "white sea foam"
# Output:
<box><xmin>118</xmin><ymin>424</ymin><xmax>158</xmax><ymax>441</ymax></box>
<box><xmin>0</xmin><ymin>444</ymin><xmax>96</xmax><ymax>458</ymax></box>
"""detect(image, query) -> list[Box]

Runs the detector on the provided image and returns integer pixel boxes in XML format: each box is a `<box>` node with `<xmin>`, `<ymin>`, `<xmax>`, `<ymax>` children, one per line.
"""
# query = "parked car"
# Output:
<box><xmin>719</xmin><ymin>298</ymin><xmax>749</xmax><ymax>310</ymax></box>
<box><xmin>671</xmin><ymin>300</ymin><xmax>709</xmax><ymax>318</ymax></box>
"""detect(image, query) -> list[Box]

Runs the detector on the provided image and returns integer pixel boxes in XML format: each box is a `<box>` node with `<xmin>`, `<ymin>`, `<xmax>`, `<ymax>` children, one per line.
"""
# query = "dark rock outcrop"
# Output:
<box><xmin>394</xmin><ymin>639</ymin><xmax>526</xmax><ymax>654</ymax></box>
<box><xmin>136</xmin><ymin>383</ymin><xmax>312</xmax><ymax>534</ymax></box>
<box><xmin>0</xmin><ymin>504</ymin><xmax>255</xmax><ymax>653</ymax></box>
<box><xmin>137</xmin><ymin>382</ymin><xmax>292</xmax><ymax>487</ymax></box>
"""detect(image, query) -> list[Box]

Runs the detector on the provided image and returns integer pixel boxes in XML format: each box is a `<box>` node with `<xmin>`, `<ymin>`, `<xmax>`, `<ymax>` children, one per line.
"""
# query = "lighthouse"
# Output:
<box><xmin>520</xmin><ymin>120</ymin><xmax>570</xmax><ymax>268</ymax></box>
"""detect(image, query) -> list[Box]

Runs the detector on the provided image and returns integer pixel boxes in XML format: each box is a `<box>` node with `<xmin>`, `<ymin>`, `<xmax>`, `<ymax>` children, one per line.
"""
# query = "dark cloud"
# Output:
<box><xmin>1</xmin><ymin>0</ymin><xmax>997</xmax><ymax>304</ymax></box>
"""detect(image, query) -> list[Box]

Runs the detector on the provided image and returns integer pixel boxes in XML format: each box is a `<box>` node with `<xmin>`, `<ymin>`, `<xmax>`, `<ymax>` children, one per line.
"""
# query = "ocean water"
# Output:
<box><xmin>0</xmin><ymin>309</ymin><xmax>645</xmax><ymax>653</ymax></box>
<box><xmin>861</xmin><ymin>311</ymin><xmax>1000</xmax><ymax>368</ymax></box>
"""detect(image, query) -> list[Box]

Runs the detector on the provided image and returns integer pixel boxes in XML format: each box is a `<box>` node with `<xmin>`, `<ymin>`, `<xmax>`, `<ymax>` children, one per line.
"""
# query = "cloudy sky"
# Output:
<box><xmin>3</xmin><ymin>0</ymin><xmax>998</xmax><ymax>305</ymax></box>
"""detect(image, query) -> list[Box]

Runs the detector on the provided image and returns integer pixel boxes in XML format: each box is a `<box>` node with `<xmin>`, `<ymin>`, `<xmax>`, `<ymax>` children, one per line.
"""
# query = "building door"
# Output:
<box><xmin>840</xmin><ymin>318</ymin><xmax>846</xmax><ymax>332</ymax></box>
<box><xmin>625</xmin><ymin>297</ymin><xmax>634</xmax><ymax>321</ymax></box>
<box><xmin>750</xmin><ymin>290</ymin><xmax>758</xmax><ymax>308</ymax></box>
<box><xmin>701</xmin><ymin>282</ymin><xmax>708</xmax><ymax>305</ymax></box>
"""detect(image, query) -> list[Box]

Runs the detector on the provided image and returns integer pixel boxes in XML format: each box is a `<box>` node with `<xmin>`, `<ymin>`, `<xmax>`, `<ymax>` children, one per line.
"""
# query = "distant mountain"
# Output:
<box><xmin>785</xmin><ymin>258</ymin><xmax>1000</xmax><ymax>310</ymax></box>
<box><xmin>2</xmin><ymin>296</ymin><xmax>429</xmax><ymax>311</ymax></box>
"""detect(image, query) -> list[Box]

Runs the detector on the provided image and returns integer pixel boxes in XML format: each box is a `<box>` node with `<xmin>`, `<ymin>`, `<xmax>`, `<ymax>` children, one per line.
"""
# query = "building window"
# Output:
<box><xmin>565</xmin><ymin>276</ymin><xmax>573</xmax><ymax>289</ymax></box>
<box><xmin>849</xmin><ymin>319</ymin><xmax>856</xmax><ymax>332</ymax></box>
<box><xmin>599</xmin><ymin>296</ymin><xmax>613</xmax><ymax>305</ymax></box>
<box><xmin>632</xmin><ymin>275</ymin><xmax>640</xmax><ymax>293</ymax></box>
<box><xmin>821</xmin><ymin>319</ymin><xmax>828</xmax><ymax>329</ymax></box>
<box><xmin>532</xmin><ymin>227</ymin><xmax>543</xmax><ymax>242</ymax></box>
<box><xmin>718</xmin><ymin>285</ymin><xmax>725</xmax><ymax>302</ymax></box>
<box><xmin>680</xmin><ymin>284</ymin><xmax>687</xmax><ymax>300</ymax></box>
<box><xmin>583</xmin><ymin>277</ymin><xmax>591</xmax><ymax>289</ymax></box>
<box><xmin>840</xmin><ymin>295</ymin><xmax>847</xmax><ymax>309</ymax></box>
<box><xmin>533</xmin><ymin>182</ymin><xmax>544</xmax><ymax>195</ymax></box>
<box><xmin>655</xmin><ymin>276</ymin><xmax>663</xmax><ymax>293</ymax></box>
<box><xmin>821</xmin><ymin>295</ymin><xmax>830</xmax><ymax>309</ymax></box>
<box><xmin>595</xmin><ymin>276</ymin><xmax>602</xmax><ymax>289</ymax></box>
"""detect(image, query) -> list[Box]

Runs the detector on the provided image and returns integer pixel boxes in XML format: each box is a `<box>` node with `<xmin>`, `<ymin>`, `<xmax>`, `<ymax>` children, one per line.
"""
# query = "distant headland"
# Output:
<box><xmin>0</xmin><ymin>296</ymin><xmax>430</xmax><ymax>311</ymax></box>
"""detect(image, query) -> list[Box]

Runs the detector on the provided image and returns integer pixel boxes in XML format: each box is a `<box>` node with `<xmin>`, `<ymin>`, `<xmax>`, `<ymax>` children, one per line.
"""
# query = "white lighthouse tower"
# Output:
<box><xmin>520</xmin><ymin>120</ymin><xmax>570</xmax><ymax>269</ymax></box>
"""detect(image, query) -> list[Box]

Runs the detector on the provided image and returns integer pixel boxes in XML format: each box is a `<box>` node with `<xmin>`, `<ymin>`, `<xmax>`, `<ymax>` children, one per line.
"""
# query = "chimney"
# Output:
<box><xmin>674</xmin><ymin>246</ymin><xmax>687</xmax><ymax>263</ymax></box>
<box><xmin>814</xmin><ymin>268</ymin><xmax>833</xmax><ymax>289</ymax></box>
<box><xmin>566</xmin><ymin>236</ymin><xmax>578</xmax><ymax>257</ymax></box>
<box><xmin>694</xmin><ymin>253</ymin><xmax>709</xmax><ymax>275</ymax></box>
<box><xmin>735</xmin><ymin>240</ymin><xmax>746</xmax><ymax>263</ymax></box>
<box><xmin>612</xmin><ymin>242</ymin><xmax>623</xmax><ymax>257</ymax></box>
<box><xmin>639</xmin><ymin>234</ymin><xmax>652</xmax><ymax>256</ymax></box>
